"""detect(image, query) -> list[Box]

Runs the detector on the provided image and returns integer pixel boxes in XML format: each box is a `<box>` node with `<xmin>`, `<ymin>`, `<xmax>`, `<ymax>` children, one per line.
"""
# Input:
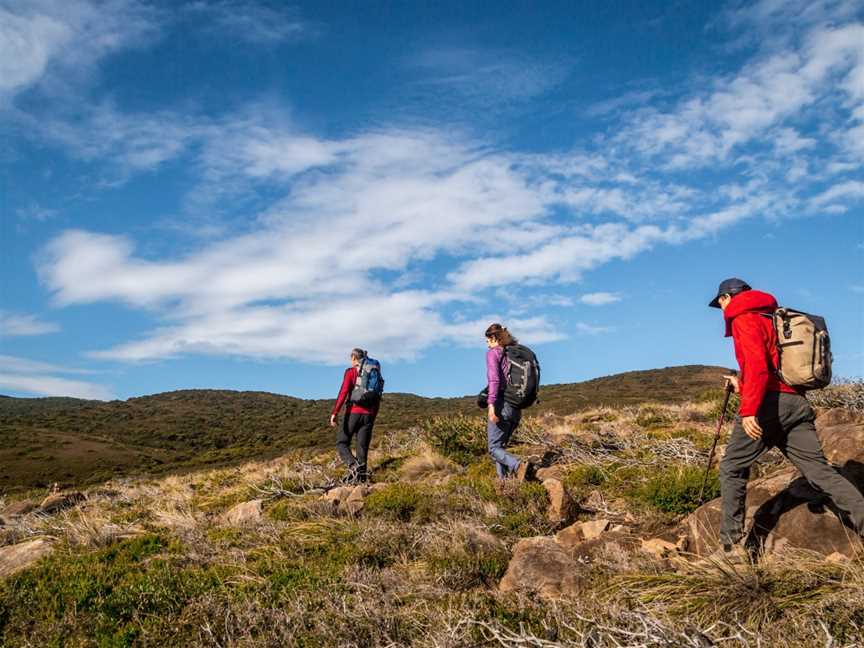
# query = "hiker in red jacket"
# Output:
<box><xmin>710</xmin><ymin>278</ymin><xmax>864</xmax><ymax>558</ymax></box>
<box><xmin>330</xmin><ymin>348</ymin><xmax>379</xmax><ymax>484</ymax></box>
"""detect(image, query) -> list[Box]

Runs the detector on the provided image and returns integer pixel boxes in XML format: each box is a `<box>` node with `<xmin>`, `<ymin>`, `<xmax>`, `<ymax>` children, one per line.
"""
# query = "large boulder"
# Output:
<box><xmin>0</xmin><ymin>538</ymin><xmax>56</xmax><ymax>579</ymax></box>
<box><xmin>683</xmin><ymin>413</ymin><xmax>864</xmax><ymax>558</ymax></box>
<box><xmin>499</xmin><ymin>536</ymin><xmax>586</xmax><ymax>598</ymax></box>
<box><xmin>500</xmin><ymin>527</ymin><xmax>635</xmax><ymax>598</ymax></box>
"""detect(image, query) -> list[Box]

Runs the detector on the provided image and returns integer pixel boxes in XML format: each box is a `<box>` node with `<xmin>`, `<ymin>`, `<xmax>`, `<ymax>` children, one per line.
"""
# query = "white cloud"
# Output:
<box><xmin>617</xmin><ymin>21</ymin><xmax>864</xmax><ymax>168</ymax></box>
<box><xmin>579</xmin><ymin>292</ymin><xmax>622</xmax><ymax>306</ymax></box>
<box><xmin>0</xmin><ymin>311</ymin><xmax>60</xmax><ymax>336</ymax></box>
<box><xmin>0</xmin><ymin>355</ymin><xmax>114</xmax><ymax>399</ymax></box>
<box><xmin>0</xmin><ymin>373</ymin><xmax>114</xmax><ymax>400</ymax></box>
<box><xmin>19</xmin><ymin>1</ymin><xmax>864</xmax><ymax>368</ymax></box>
<box><xmin>0</xmin><ymin>0</ymin><xmax>158</xmax><ymax>101</ymax></box>
<box><xmin>575</xmin><ymin>322</ymin><xmax>614</xmax><ymax>335</ymax></box>
<box><xmin>811</xmin><ymin>180</ymin><xmax>864</xmax><ymax>208</ymax></box>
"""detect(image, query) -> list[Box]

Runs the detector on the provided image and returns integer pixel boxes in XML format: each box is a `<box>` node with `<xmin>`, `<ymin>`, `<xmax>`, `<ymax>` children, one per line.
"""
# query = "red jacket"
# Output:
<box><xmin>332</xmin><ymin>367</ymin><xmax>378</xmax><ymax>417</ymax></box>
<box><xmin>723</xmin><ymin>290</ymin><xmax>799</xmax><ymax>417</ymax></box>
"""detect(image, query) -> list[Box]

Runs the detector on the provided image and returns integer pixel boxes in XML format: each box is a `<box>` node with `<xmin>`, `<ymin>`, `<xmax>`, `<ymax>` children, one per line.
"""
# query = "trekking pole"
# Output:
<box><xmin>698</xmin><ymin>381</ymin><xmax>734</xmax><ymax>505</ymax></box>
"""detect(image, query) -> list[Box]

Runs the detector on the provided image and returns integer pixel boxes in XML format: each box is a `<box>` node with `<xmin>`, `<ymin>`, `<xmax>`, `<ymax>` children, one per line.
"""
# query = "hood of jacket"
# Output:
<box><xmin>723</xmin><ymin>289</ymin><xmax>777</xmax><ymax>337</ymax></box>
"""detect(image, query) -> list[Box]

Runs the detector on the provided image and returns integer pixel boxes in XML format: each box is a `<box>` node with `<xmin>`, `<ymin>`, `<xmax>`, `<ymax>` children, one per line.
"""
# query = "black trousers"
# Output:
<box><xmin>336</xmin><ymin>412</ymin><xmax>375</xmax><ymax>473</ymax></box>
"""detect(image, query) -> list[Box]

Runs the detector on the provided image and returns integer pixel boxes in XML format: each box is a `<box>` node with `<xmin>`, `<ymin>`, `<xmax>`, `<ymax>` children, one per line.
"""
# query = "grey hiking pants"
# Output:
<box><xmin>719</xmin><ymin>391</ymin><xmax>864</xmax><ymax>545</ymax></box>
<box><xmin>487</xmin><ymin>401</ymin><xmax>522</xmax><ymax>478</ymax></box>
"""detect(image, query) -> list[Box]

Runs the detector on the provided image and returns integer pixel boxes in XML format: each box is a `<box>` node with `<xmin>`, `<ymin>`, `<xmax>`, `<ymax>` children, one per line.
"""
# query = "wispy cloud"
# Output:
<box><xmin>15</xmin><ymin>203</ymin><xmax>58</xmax><ymax>222</ymax></box>
<box><xmin>0</xmin><ymin>311</ymin><xmax>60</xmax><ymax>336</ymax></box>
<box><xmin>409</xmin><ymin>47</ymin><xmax>571</xmax><ymax>106</ymax></box>
<box><xmin>20</xmin><ymin>0</ymin><xmax>864</xmax><ymax>368</ymax></box>
<box><xmin>575</xmin><ymin>322</ymin><xmax>614</xmax><ymax>335</ymax></box>
<box><xmin>185</xmin><ymin>0</ymin><xmax>313</xmax><ymax>44</ymax></box>
<box><xmin>0</xmin><ymin>355</ymin><xmax>114</xmax><ymax>399</ymax></box>
<box><xmin>0</xmin><ymin>0</ymin><xmax>158</xmax><ymax>102</ymax></box>
<box><xmin>579</xmin><ymin>292</ymin><xmax>622</xmax><ymax>306</ymax></box>
<box><xmin>811</xmin><ymin>181</ymin><xmax>864</xmax><ymax>211</ymax></box>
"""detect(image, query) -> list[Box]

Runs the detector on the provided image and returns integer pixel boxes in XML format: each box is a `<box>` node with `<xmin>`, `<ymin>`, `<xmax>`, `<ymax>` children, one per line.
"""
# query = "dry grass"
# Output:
<box><xmin>1</xmin><ymin>398</ymin><xmax>861</xmax><ymax>647</ymax></box>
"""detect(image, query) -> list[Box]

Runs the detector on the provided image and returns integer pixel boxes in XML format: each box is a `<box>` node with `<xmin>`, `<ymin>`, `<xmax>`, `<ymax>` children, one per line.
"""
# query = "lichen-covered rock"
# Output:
<box><xmin>0</xmin><ymin>538</ymin><xmax>55</xmax><ymax>579</ymax></box>
<box><xmin>322</xmin><ymin>485</ymin><xmax>375</xmax><ymax>515</ymax></box>
<box><xmin>542</xmin><ymin>478</ymin><xmax>577</xmax><ymax>527</ymax></box>
<box><xmin>640</xmin><ymin>537</ymin><xmax>685</xmax><ymax>559</ymax></box>
<box><xmin>554</xmin><ymin>519</ymin><xmax>611</xmax><ymax>547</ymax></box>
<box><xmin>535</xmin><ymin>466</ymin><xmax>564</xmax><ymax>481</ymax></box>
<box><xmin>221</xmin><ymin>499</ymin><xmax>263</xmax><ymax>526</ymax></box>
<box><xmin>499</xmin><ymin>536</ymin><xmax>585</xmax><ymax>598</ymax></box>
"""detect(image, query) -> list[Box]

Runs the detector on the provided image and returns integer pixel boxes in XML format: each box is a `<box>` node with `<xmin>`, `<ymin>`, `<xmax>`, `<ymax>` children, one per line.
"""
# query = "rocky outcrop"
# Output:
<box><xmin>0</xmin><ymin>538</ymin><xmax>56</xmax><ymax>579</ymax></box>
<box><xmin>683</xmin><ymin>411</ymin><xmax>864</xmax><ymax>558</ymax></box>
<box><xmin>500</xmin><ymin>517</ymin><xmax>636</xmax><ymax>599</ymax></box>
<box><xmin>221</xmin><ymin>499</ymin><xmax>263</xmax><ymax>526</ymax></box>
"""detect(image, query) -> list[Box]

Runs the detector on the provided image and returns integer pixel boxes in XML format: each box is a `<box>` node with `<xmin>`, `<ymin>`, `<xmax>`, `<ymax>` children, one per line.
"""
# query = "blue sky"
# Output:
<box><xmin>1</xmin><ymin>0</ymin><xmax>863</xmax><ymax>401</ymax></box>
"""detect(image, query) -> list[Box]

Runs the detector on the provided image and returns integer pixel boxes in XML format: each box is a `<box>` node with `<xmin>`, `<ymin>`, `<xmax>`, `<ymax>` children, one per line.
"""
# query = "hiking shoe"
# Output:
<box><xmin>515</xmin><ymin>461</ymin><xmax>536</xmax><ymax>482</ymax></box>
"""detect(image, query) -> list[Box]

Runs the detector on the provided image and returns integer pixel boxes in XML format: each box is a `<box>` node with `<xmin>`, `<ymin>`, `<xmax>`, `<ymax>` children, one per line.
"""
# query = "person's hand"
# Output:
<box><xmin>724</xmin><ymin>374</ymin><xmax>740</xmax><ymax>394</ymax></box>
<box><xmin>329</xmin><ymin>414</ymin><xmax>337</xmax><ymax>427</ymax></box>
<box><xmin>488</xmin><ymin>404</ymin><xmax>499</xmax><ymax>424</ymax></box>
<box><xmin>742</xmin><ymin>416</ymin><xmax>762</xmax><ymax>440</ymax></box>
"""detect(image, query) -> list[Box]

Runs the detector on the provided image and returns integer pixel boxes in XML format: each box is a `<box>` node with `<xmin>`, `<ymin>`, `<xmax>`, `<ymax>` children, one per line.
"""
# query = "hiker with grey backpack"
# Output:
<box><xmin>330</xmin><ymin>348</ymin><xmax>384</xmax><ymax>484</ymax></box>
<box><xmin>480</xmin><ymin>323</ymin><xmax>540</xmax><ymax>482</ymax></box>
<box><xmin>709</xmin><ymin>278</ymin><xmax>864</xmax><ymax>560</ymax></box>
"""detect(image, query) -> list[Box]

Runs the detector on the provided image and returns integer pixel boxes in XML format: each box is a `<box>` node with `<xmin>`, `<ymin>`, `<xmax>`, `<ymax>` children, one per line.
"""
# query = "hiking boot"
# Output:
<box><xmin>515</xmin><ymin>461</ymin><xmax>536</xmax><ymax>482</ymax></box>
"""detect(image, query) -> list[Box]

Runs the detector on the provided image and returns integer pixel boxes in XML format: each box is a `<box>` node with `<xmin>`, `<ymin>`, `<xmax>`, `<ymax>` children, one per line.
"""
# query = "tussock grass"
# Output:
<box><xmin>1</xmin><ymin>396</ymin><xmax>861</xmax><ymax>647</ymax></box>
<box><xmin>612</xmin><ymin>551</ymin><xmax>864</xmax><ymax>643</ymax></box>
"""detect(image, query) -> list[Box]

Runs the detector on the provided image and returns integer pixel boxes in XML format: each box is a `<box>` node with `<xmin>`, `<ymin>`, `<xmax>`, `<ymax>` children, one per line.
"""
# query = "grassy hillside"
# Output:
<box><xmin>1</xmin><ymin>390</ymin><xmax>860</xmax><ymax>647</ymax></box>
<box><xmin>0</xmin><ymin>365</ymin><xmax>729</xmax><ymax>493</ymax></box>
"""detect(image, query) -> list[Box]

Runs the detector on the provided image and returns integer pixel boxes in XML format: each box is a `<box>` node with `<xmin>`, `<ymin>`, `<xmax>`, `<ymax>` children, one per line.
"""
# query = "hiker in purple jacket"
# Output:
<box><xmin>485</xmin><ymin>323</ymin><xmax>534</xmax><ymax>481</ymax></box>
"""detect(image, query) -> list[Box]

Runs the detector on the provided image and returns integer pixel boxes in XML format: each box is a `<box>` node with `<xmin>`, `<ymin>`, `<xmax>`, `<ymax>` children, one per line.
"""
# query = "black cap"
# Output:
<box><xmin>709</xmin><ymin>278</ymin><xmax>751</xmax><ymax>308</ymax></box>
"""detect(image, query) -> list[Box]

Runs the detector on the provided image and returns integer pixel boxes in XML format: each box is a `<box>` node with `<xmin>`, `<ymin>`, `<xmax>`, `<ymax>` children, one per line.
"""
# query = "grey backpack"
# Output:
<box><xmin>766</xmin><ymin>308</ymin><xmax>832</xmax><ymax>390</ymax></box>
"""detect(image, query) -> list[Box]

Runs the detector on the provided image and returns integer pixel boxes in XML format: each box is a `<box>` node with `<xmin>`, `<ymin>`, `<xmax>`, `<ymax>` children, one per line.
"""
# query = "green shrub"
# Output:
<box><xmin>632</xmin><ymin>465</ymin><xmax>718</xmax><ymax>515</ymax></box>
<box><xmin>563</xmin><ymin>464</ymin><xmax>608</xmax><ymax>491</ymax></box>
<box><xmin>422</xmin><ymin>415</ymin><xmax>487</xmax><ymax>465</ymax></box>
<box><xmin>364</xmin><ymin>483</ymin><xmax>435</xmax><ymax>522</ymax></box>
<box><xmin>635</xmin><ymin>406</ymin><xmax>673</xmax><ymax>429</ymax></box>
<box><xmin>0</xmin><ymin>535</ymin><xmax>232</xmax><ymax>647</ymax></box>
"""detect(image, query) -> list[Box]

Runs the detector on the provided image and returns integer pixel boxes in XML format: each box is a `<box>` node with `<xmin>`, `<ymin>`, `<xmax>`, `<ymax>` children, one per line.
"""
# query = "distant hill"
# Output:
<box><xmin>0</xmin><ymin>364</ymin><xmax>729</xmax><ymax>493</ymax></box>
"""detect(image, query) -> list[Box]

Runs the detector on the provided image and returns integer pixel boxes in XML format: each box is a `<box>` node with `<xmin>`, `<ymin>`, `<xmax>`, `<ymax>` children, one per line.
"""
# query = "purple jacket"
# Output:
<box><xmin>486</xmin><ymin>346</ymin><xmax>509</xmax><ymax>406</ymax></box>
